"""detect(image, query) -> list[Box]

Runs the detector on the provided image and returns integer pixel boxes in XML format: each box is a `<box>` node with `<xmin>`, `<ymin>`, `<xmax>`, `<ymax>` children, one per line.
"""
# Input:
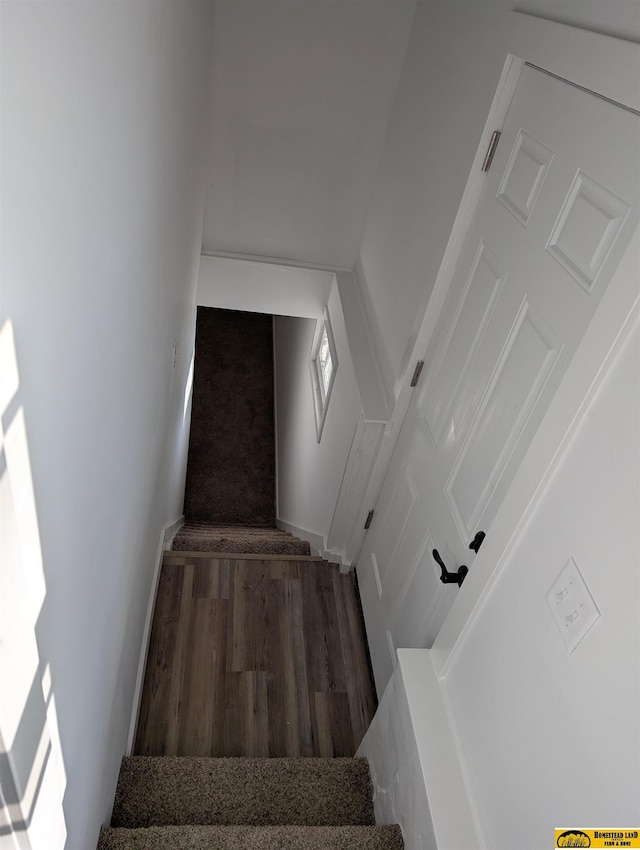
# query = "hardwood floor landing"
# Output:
<box><xmin>134</xmin><ymin>556</ymin><xmax>377</xmax><ymax>758</ymax></box>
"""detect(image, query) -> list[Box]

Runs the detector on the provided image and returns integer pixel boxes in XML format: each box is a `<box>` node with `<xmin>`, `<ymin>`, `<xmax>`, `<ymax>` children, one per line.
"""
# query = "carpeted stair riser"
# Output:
<box><xmin>171</xmin><ymin>537</ymin><xmax>311</xmax><ymax>555</ymax></box>
<box><xmin>172</xmin><ymin>523</ymin><xmax>311</xmax><ymax>555</ymax></box>
<box><xmin>98</xmin><ymin>825</ymin><xmax>404</xmax><ymax>849</ymax></box>
<box><xmin>112</xmin><ymin>757</ymin><xmax>375</xmax><ymax>828</ymax></box>
<box><xmin>174</xmin><ymin>526</ymin><xmax>281</xmax><ymax>534</ymax></box>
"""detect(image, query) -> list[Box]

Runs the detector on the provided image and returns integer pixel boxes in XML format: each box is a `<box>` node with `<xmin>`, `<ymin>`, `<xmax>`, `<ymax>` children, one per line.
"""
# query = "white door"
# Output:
<box><xmin>358</xmin><ymin>64</ymin><xmax>640</xmax><ymax>693</ymax></box>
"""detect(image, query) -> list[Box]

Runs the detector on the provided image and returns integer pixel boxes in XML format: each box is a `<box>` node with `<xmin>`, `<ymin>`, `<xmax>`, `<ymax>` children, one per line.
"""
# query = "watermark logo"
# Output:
<box><xmin>556</xmin><ymin>832</ymin><xmax>591</xmax><ymax>848</ymax></box>
<box><xmin>555</xmin><ymin>830</ymin><xmax>640</xmax><ymax>848</ymax></box>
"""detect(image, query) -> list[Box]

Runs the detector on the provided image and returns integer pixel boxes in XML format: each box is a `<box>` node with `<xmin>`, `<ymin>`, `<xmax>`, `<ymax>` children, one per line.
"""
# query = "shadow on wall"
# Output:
<box><xmin>1</xmin><ymin>319</ymin><xmax>68</xmax><ymax>848</ymax></box>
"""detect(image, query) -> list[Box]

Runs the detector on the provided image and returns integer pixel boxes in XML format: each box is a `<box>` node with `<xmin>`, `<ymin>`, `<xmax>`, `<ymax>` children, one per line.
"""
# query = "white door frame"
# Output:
<box><xmin>359</xmin><ymin>15</ymin><xmax>640</xmax><ymax>683</ymax></box>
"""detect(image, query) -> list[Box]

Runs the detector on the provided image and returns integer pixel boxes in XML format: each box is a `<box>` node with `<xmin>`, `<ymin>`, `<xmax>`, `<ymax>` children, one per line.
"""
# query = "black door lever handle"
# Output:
<box><xmin>469</xmin><ymin>531</ymin><xmax>486</xmax><ymax>553</ymax></box>
<box><xmin>432</xmin><ymin>549</ymin><xmax>468</xmax><ymax>587</ymax></box>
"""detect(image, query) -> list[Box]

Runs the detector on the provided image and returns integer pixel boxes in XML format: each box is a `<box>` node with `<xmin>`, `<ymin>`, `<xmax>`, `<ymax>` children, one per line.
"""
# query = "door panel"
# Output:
<box><xmin>496</xmin><ymin>129</ymin><xmax>554</xmax><ymax>226</ymax></box>
<box><xmin>446</xmin><ymin>300</ymin><xmax>561</xmax><ymax>540</ymax></box>
<box><xmin>375</xmin><ymin>462</ymin><xmax>418</xmax><ymax>589</ymax></box>
<box><xmin>421</xmin><ymin>239</ymin><xmax>507</xmax><ymax>447</ymax></box>
<box><xmin>546</xmin><ymin>170</ymin><xmax>631</xmax><ymax>292</ymax></box>
<box><xmin>358</xmin><ymin>65</ymin><xmax>640</xmax><ymax>694</ymax></box>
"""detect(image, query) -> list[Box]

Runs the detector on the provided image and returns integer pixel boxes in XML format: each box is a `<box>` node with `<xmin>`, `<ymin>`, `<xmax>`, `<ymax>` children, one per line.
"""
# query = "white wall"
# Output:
<box><xmin>445</xmin><ymin>316</ymin><xmax>639</xmax><ymax>846</ymax></box>
<box><xmin>517</xmin><ymin>0</ymin><xmax>640</xmax><ymax>42</ymax></box>
<box><xmin>356</xmin><ymin>1</ymin><xmax>640</xmax><ymax>387</ymax></box>
<box><xmin>197</xmin><ymin>255</ymin><xmax>333</xmax><ymax>318</ymax></box>
<box><xmin>201</xmin><ymin>0</ymin><xmax>416</xmax><ymax>268</ymax></box>
<box><xmin>274</xmin><ymin>281</ymin><xmax>361</xmax><ymax>546</ymax></box>
<box><xmin>0</xmin><ymin>3</ymin><xmax>213</xmax><ymax>848</ymax></box>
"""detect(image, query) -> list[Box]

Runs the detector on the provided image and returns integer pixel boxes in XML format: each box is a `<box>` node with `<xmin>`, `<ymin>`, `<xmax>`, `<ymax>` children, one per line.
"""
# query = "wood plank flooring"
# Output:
<box><xmin>134</xmin><ymin>555</ymin><xmax>377</xmax><ymax>758</ymax></box>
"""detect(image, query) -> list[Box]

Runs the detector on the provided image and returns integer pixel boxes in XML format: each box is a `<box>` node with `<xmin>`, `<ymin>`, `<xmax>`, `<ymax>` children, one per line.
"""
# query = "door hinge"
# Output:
<box><xmin>364</xmin><ymin>509</ymin><xmax>375</xmax><ymax>530</ymax></box>
<box><xmin>410</xmin><ymin>360</ymin><xmax>424</xmax><ymax>388</ymax></box>
<box><xmin>481</xmin><ymin>130</ymin><xmax>502</xmax><ymax>172</ymax></box>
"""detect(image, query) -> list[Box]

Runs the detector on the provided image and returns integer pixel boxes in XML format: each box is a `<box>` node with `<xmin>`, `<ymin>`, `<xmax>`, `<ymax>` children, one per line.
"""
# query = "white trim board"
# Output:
<box><xmin>201</xmin><ymin>248</ymin><xmax>351</xmax><ymax>275</ymax></box>
<box><xmin>276</xmin><ymin>518</ymin><xmax>349</xmax><ymax>571</ymax></box>
<box><xmin>510</xmin><ymin>10</ymin><xmax>640</xmax><ymax>113</ymax></box>
<box><xmin>335</xmin><ymin>271</ymin><xmax>391</xmax><ymax>423</ymax></box>
<box><xmin>126</xmin><ymin>514</ymin><xmax>184</xmax><ymax>754</ymax></box>
<box><xmin>275</xmin><ymin>518</ymin><xmax>325</xmax><ymax>558</ymax></box>
<box><xmin>197</xmin><ymin>255</ymin><xmax>333</xmax><ymax>320</ymax></box>
<box><xmin>162</xmin><ymin>514</ymin><xmax>185</xmax><ymax>551</ymax></box>
<box><xmin>402</xmin><ymin>650</ymin><xmax>484</xmax><ymax>849</ymax></box>
<box><xmin>357</xmin><ymin>648</ymin><xmax>483</xmax><ymax>850</ymax></box>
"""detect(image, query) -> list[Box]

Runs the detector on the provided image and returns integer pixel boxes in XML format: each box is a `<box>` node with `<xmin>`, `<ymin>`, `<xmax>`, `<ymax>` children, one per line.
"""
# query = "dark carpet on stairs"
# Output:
<box><xmin>183</xmin><ymin>307</ymin><xmax>276</xmax><ymax>527</ymax></box>
<box><xmin>171</xmin><ymin>522</ymin><xmax>311</xmax><ymax>555</ymax></box>
<box><xmin>99</xmin><ymin>756</ymin><xmax>404</xmax><ymax>849</ymax></box>
<box><xmin>111</xmin><ymin>757</ymin><xmax>375</xmax><ymax>828</ymax></box>
<box><xmin>98</xmin><ymin>824</ymin><xmax>404</xmax><ymax>849</ymax></box>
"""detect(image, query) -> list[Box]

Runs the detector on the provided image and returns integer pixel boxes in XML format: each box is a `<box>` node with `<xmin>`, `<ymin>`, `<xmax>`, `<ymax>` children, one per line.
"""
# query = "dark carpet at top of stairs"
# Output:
<box><xmin>183</xmin><ymin>307</ymin><xmax>276</xmax><ymax>527</ymax></box>
<box><xmin>111</xmin><ymin>757</ymin><xmax>375</xmax><ymax>828</ymax></box>
<box><xmin>98</xmin><ymin>824</ymin><xmax>404</xmax><ymax>849</ymax></box>
<box><xmin>171</xmin><ymin>522</ymin><xmax>311</xmax><ymax>555</ymax></box>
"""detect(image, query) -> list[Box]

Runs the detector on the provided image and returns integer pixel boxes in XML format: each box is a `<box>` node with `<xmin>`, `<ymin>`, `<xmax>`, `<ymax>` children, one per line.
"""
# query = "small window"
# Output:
<box><xmin>310</xmin><ymin>311</ymin><xmax>338</xmax><ymax>441</ymax></box>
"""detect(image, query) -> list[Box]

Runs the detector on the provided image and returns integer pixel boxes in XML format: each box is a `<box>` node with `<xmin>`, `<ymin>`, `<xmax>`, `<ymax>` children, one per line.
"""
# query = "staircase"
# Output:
<box><xmin>98</xmin><ymin>756</ymin><xmax>403</xmax><ymax>849</ymax></box>
<box><xmin>96</xmin><ymin>307</ymin><xmax>403</xmax><ymax>848</ymax></box>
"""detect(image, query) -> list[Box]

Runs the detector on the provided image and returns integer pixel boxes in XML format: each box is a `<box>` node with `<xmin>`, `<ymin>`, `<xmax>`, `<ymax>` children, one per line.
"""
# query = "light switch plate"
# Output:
<box><xmin>546</xmin><ymin>557</ymin><xmax>600</xmax><ymax>653</ymax></box>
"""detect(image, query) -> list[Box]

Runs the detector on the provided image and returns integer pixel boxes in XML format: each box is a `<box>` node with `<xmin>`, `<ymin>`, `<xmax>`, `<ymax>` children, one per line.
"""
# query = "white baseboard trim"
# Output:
<box><xmin>163</xmin><ymin>514</ymin><xmax>185</xmax><ymax>550</ymax></box>
<box><xmin>323</xmin><ymin>546</ymin><xmax>351</xmax><ymax>573</ymax></box>
<box><xmin>276</xmin><ymin>518</ymin><xmax>325</xmax><ymax>555</ymax></box>
<box><xmin>126</xmin><ymin>515</ymin><xmax>184</xmax><ymax>754</ymax></box>
<box><xmin>276</xmin><ymin>518</ymin><xmax>350</xmax><ymax>570</ymax></box>
<box><xmin>357</xmin><ymin>649</ymin><xmax>483</xmax><ymax>849</ymax></box>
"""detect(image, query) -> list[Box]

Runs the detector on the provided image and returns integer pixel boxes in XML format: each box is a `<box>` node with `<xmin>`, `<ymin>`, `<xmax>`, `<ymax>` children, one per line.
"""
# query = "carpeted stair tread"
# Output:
<box><xmin>172</xmin><ymin>523</ymin><xmax>311</xmax><ymax>555</ymax></box>
<box><xmin>111</xmin><ymin>757</ymin><xmax>375</xmax><ymax>828</ymax></box>
<box><xmin>98</xmin><ymin>825</ymin><xmax>404</xmax><ymax>849</ymax></box>
<box><xmin>174</xmin><ymin>525</ymin><xmax>301</xmax><ymax>537</ymax></box>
